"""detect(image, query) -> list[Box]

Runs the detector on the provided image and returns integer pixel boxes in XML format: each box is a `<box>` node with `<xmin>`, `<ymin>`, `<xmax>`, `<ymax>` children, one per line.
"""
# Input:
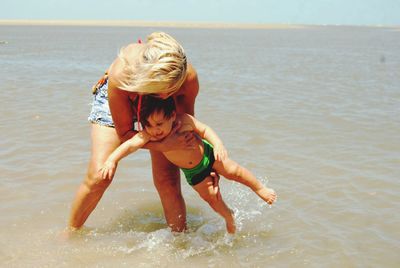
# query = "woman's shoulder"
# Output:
<box><xmin>107</xmin><ymin>70</ymin><xmax>137</xmax><ymax>100</ymax></box>
<box><xmin>176</xmin><ymin>63</ymin><xmax>199</xmax><ymax>97</ymax></box>
<box><xmin>107</xmin><ymin>44</ymin><xmax>142</xmax><ymax>97</ymax></box>
<box><xmin>185</xmin><ymin>63</ymin><xmax>198</xmax><ymax>85</ymax></box>
<box><xmin>123</xmin><ymin>43</ymin><xmax>142</xmax><ymax>55</ymax></box>
<box><xmin>108</xmin><ymin>43</ymin><xmax>143</xmax><ymax>82</ymax></box>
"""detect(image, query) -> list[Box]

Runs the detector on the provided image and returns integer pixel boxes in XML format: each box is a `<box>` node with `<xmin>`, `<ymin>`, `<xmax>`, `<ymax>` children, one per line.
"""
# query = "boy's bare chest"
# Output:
<box><xmin>163</xmin><ymin>138</ymin><xmax>204</xmax><ymax>169</ymax></box>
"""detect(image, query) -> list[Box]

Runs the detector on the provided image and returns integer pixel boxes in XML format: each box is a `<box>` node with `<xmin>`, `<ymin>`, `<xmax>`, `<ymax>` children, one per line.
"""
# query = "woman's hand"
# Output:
<box><xmin>160</xmin><ymin>121</ymin><xmax>197</xmax><ymax>152</ymax></box>
<box><xmin>213</xmin><ymin>144</ymin><xmax>228</xmax><ymax>162</ymax></box>
<box><xmin>100</xmin><ymin>160</ymin><xmax>117</xmax><ymax>180</ymax></box>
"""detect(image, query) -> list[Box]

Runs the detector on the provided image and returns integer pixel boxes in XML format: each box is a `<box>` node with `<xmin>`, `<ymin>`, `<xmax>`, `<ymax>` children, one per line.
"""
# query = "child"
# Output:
<box><xmin>100</xmin><ymin>96</ymin><xmax>277</xmax><ymax>233</ymax></box>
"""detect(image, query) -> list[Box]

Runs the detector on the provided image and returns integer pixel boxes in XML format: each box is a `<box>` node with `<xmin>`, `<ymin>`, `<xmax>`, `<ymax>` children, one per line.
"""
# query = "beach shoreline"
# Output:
<box><xmin>1</xmin><ymin>20</ymin><xmax>397</xmax><ymax>29</ymax></box>
<box><xmin>0</xmin><ymin>19</ymin><xmax>308</xmax><ymax>29</ymax></box>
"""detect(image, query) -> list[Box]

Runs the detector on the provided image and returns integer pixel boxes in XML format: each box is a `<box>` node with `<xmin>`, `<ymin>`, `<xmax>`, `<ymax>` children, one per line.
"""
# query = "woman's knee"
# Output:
<box><xmin>84</xmin><ymin>168</ymin><xmax>112</xmax><ymax>192</ymax></box>
<box><xmin>153</xmin><ymin>165</ymin><xmax>180</xmax><ymax>188</ymax></box>
<box><xmin>157</xmin><ymin>179</ymin><xmax>181</xmax><ymax>198</ymax></box>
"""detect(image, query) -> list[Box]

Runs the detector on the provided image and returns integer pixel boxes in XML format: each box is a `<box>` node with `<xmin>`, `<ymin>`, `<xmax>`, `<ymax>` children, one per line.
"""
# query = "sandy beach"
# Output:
<box><xmin>0</xmin><ymin>19</ymin><xmax>307</xmax><ymax>29</ymax></box>
<box><xmin>1</xmin><ymin>19</ymin><xmax>398</xmax><ymax>29</ymax></box>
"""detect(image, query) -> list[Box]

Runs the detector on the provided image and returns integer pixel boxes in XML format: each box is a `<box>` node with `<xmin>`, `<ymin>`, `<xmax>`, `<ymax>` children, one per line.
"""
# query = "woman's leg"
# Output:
<box><xmin>150</xmin><ymin>150</ymin><xmax>187</xmax><ymax>232</ymax></box>
<box><xmin>193</xmin><ymin>176</ymin><xmax>236</xmax><ymax>233</ymax></box>
<box><xmin>68</xmin><ymin>124</ymin><xmax>120</xmax><ymax>229</ymax></box>
<box><xmin>213</xmin><ymin>159</ymin><xmax>277</xmax><ymax>205</ymax></box>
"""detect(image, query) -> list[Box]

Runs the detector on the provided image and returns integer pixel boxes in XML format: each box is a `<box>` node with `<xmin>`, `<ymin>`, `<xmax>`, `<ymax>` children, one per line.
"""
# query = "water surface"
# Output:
<box><xmin>0</xmin><ymin>25</ymin><xmax>399</xmax><ymax>267</ymax></box>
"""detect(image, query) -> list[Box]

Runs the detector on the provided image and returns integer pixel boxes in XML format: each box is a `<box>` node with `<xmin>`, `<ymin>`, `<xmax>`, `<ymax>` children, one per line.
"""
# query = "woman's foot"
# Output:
<box><xmin>58</xmin><ymin>226</ymin><xmax>79</xmax><ymax>241</ymax></box>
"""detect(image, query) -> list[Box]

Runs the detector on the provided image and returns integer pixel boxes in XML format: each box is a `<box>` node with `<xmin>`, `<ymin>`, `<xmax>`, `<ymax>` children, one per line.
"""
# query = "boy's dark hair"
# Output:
<box><xmin>137</xmin><ymin>96</ymin><xmax>176</xmax><ymax>127</ymax></box>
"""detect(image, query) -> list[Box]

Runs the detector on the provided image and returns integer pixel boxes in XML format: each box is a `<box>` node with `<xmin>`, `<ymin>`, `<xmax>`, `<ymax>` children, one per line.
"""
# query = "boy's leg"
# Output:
<box><xmin>68</xmin><ymin>124</ymin><xmax>121</xmax><ymax>229</ymax></box>
<box><xmin>150</xmin><ymin>150</ymin><xmax>187</xmax><ymax>232</ymax></box>
<box><xmin>193</xmin><ymin>176</ymin><xmax>236</xmax><ymax>233</ymax></box>
<box><xmin>212</xmin><ymin>159</ymin><xmax>277</xmax><ymax>205</ymax></box>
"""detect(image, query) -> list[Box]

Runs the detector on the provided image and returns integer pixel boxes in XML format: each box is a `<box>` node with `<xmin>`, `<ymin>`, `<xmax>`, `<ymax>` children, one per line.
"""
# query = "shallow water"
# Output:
<box><xmin>0</xmin><ymin>25</ymin><xmax>399</xmax><ymax>267</ymax></box>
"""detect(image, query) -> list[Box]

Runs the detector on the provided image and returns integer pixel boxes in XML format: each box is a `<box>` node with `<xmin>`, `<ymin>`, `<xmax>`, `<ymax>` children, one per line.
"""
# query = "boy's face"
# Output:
<box><xmin>144</xmin><ymin>110</ymin><xmax>176</xmax><ymax>140</ymax></box>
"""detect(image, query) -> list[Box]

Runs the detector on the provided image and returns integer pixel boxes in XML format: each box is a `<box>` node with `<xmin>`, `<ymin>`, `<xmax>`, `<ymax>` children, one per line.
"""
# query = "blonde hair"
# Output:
<box><xmin>118</xmin><ymin>32</ymin><xmax>187</xmax><ymax>94</ymax></box>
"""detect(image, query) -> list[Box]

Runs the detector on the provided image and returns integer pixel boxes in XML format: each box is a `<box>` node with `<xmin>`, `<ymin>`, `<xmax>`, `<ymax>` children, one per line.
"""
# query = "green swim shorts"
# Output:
<box><xmin>181</xmin><ymin>139</ymin><xmax>215</xmax><ymax>186</ymax></box>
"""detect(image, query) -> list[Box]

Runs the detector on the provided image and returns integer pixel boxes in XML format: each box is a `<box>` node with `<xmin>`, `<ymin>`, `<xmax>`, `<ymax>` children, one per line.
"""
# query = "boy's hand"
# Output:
<box><xmin>213</xmin><ymin>144</ymin><xmax>227</xmax><ymax>162</ymax></box>
<box><xmin>100</xmin><ymin>160</ymin><xmax>117</xmax><ymax>180</ymax></box>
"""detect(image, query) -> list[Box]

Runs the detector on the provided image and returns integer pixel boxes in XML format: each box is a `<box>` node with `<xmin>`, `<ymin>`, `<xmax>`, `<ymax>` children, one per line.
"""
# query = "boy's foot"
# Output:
<box><xmin>225</xmin><ymin>209</ymin><xmax>236</xmax><ymax>234</ymax></box>
<box><xmin>226</xmin><ymin>220</ymin><xmax>236</xmax><ymax>234</ymax></box>
<box><xmin>256</xmin><ymin>187</ymin><xmax>277</xmax><ymax>205</ymax></box>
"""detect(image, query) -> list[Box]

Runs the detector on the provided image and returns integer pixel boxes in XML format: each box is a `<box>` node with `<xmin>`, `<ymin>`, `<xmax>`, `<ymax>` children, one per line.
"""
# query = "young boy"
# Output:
<box><xmin>100</xmin><ymin>96</ymin><xmax>277</xmax><ymax>233</ymax></box>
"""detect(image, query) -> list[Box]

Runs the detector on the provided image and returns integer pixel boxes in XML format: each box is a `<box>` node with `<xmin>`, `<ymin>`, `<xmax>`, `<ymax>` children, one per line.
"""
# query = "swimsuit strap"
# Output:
<box><xmin>136</xmin><ymin>95</ymin><xmax>143</xmax><ymax>131</ymax></box>
<box><xmin>135</xmin><ymin>38</ymin><xmax>143</xmax><ymax>131</ymax></box>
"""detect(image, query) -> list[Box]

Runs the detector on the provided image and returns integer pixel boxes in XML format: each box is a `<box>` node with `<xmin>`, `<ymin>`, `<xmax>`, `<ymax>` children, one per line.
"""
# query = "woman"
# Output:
<box><xmin>68</xmin><ymin>32</ymin><xmax>218</xmax><ymax>232</ymax></box>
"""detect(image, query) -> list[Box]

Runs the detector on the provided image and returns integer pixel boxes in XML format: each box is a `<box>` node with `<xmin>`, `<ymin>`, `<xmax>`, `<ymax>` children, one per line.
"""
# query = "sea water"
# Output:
<box><xmin>0</xmin><ymin>25</ymin><xmax>399</xmax><ymax>267</ymax></box>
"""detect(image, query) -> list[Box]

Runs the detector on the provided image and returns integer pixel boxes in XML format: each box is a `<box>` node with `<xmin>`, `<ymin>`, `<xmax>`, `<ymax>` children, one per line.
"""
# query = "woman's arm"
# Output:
<box><xmin>107</xmin><ymin>83</ymin><xmax>192</xmax><ymax>153</ymax></box>
<box><xmin>175</xmin><ymin>64</ymin><xmax>199</xmax><ymax>116</ymax></box>
<box><xmin>108</xmin><ymin>76</ymin><xmax>138</xmax><ymax>142</ymax></box>
<box><xmin>108</xmin><ymin>60</ymin><xmax>199</xmax><ymax>149</ymax></box>
<box><xmin>144</xmin><ymin>64</ymin><xmax>199</xmax><ymax>152</ymax></box>
<box><xmin>141</xmin><ymin>120</ymin><xmax>197</xmax><ymax>152</ymax></box>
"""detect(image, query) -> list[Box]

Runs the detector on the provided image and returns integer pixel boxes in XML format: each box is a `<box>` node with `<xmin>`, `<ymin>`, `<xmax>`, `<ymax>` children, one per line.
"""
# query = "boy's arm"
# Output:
<box><xmin>183</xmin><ymin>114</ymin><xmax>228</xmax><ymax>161</ymax></box>
<box><xmin>109</xmin><ymin>131</ymin><xmax>149</xmax><ymax>163</ymax></box>
<box><xmin>100</xmin><ymin>132</ymin><xmax>150</xmax><ymax>180</ymax></box>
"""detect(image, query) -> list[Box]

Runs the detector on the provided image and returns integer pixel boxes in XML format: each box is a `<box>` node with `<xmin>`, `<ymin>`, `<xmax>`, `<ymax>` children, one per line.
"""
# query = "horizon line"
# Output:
<box><xmin>0</xmin><ymin>19</ymin><xmax>398</xmax><ymax>29</ymax></box>
<box><xmin>0</xmin><ymin>19</ymin><xmax>305</xmax><ymax>29</ymax></box>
